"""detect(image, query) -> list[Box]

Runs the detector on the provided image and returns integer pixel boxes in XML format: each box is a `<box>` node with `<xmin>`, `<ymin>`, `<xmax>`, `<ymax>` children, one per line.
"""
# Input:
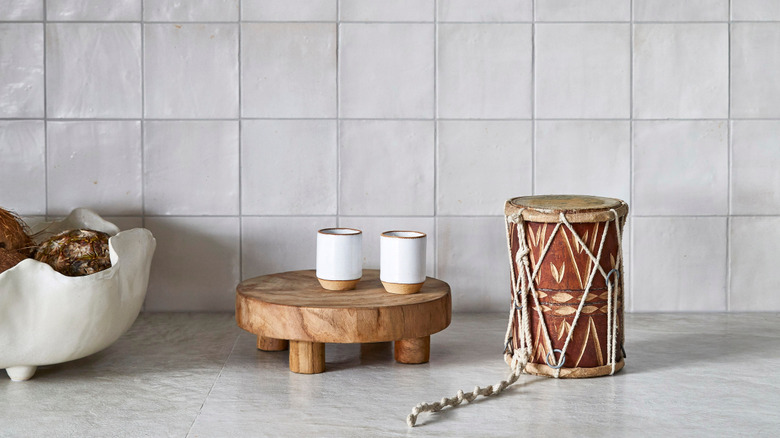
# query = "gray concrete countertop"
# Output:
<box><xmin>1</xmin><ymin>313</ymin><xmax>778</xmax><ymax>437</ymax></box>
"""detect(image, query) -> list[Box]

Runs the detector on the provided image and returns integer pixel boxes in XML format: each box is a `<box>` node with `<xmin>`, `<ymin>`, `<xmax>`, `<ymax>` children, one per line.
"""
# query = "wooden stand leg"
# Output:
<box><xmin>257</xmin><ymin>335</ymin><xmax>288</xmax><ymax>351</ymax></box>
<box><xmin>289</xmin><ymin>341</ymin><xmax>325</xmax><ymax>374</ymax></box>
<box><xmin>394</xmin><ymin>336</ymin><xmax>430</xmax><ymax>364</ymax></box>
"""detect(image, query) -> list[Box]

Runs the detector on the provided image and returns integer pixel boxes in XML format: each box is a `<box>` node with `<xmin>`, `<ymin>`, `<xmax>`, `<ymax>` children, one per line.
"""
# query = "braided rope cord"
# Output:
<box><xmin>406</xmin><ymin>208</ymin><xmax>625</xmax><ymax>427</ymax></box>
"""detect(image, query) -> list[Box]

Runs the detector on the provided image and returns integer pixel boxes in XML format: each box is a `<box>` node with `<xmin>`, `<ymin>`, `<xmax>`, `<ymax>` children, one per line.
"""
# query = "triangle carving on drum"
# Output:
<box><xmin>557</xmin><ymin>320</ymin><xmax>572</xmax><ymax>341</ymax></box>
<box><xmin>574</xmin><ymin>317</ymin><xmax>605</xmax><ymax>367</ymax></box>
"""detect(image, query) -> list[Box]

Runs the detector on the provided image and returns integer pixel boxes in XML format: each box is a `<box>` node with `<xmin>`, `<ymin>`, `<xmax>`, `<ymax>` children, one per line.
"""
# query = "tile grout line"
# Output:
<box><xmin>629</xmin><ymin>0</ymin><xmax>634</xmax><ymax>312</ymax></box>
<box><xmin>433</xmin><ymin>0</ymin><xmax>438</xmax><ymax>278</ymax></box>
<box><xmin>336</xmin><ymin>0</ymin><xmax>341</xmax><ymax>228</ymax></box>
<box><xmin>42</xmin><ymin>4</ymin><xmax>48</xmax><ymax>220</ymax></box>
<box><xmin>185</xmin><ymin>331</ymin><xmax>241</xmax><ymax>438</ymax></box>
<box><xmin>531</xmin><ymin>0</ymin><xmax>536</xmax><ymax>196</ymax></box>
<box><xmin>238</xmin><ymin>1</ymin><xmax>243</xmax><ymax>284</ymax></box>
<box><xmin>726</xmin><ymin>0</ymin><xmax>732</xmax><ymax>312</ymax></box>
<box><xmin>11</xmin><ymin>19</ymin><xmax>780</xmax><ymax>24</ymax></box>
<box><xmin>139</xmin><ymin>0</ymin><xmax>146</xmax><ymax>312</ymax></box>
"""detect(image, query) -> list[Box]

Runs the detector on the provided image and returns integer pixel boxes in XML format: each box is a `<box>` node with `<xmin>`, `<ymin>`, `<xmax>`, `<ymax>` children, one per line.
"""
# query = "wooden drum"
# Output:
<box><xmin>504</xmin><ymin>195</ymin><xmax>628</xmax><ymax>378</ymax></box>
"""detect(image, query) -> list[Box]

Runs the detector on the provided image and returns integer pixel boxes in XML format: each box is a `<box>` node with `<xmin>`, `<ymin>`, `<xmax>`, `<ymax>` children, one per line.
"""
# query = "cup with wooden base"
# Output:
<box><xmin>316</xmin><ymin>228</ymin><xmax>362</xmax><ymax>291</ymax></box>
<box><xmin>380</xmin><ymin>230</ymin><xmax>426</xmax><ymax>295</ymax></box>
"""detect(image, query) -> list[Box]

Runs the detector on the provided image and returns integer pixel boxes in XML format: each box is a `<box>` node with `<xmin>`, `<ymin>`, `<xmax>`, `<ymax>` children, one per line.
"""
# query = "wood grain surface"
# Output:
<box><xmin>236</xmin><ymin>269</ymin><xmax>452</xmax><ymax>344</ymax></box>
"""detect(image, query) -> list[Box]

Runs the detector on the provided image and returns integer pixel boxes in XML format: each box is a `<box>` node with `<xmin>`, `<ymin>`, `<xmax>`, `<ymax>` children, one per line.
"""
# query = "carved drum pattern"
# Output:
<box><xmin>505</xmin><ymin>195</ymin><xmax>628</xmax><ymax>378</ymax></box>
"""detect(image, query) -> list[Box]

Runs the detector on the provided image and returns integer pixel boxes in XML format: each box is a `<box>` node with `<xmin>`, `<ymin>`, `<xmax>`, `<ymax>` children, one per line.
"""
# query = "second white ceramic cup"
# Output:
<box><xmin>380</xmin><ymin>230</ymin><xmax>427</xmax><ymax>294</ymax></box>
<box><xmin>316</xmin><ymin>228</ymin><xmax>362</xmax><ymax>291</ymax></box>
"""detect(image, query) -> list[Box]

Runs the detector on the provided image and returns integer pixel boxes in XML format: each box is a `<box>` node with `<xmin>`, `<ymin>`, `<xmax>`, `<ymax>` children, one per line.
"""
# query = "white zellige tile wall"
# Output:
<box><xmin>1</xmin><ymin>0</ymin><xmax>778</xmax><ymax>312</ymax></box>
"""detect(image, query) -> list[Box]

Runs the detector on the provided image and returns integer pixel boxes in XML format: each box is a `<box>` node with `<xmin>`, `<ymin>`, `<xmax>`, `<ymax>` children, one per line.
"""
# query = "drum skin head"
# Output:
<box><xmin>505</xmin><ymin>195</ymin><xmax>628</xmax><ymax>223</ymax></box>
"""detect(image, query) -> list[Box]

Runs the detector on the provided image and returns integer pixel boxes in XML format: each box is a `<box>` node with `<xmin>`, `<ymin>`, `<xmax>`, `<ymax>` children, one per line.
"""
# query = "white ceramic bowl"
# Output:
<box><xmin>0</xmin><ymin>208</ymin><xmax>156</xmax><ymax>381</ymax></box>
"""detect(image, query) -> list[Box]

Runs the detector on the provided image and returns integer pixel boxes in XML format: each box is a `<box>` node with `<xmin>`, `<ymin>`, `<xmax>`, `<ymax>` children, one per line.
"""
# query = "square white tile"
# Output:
<box><xmin>241</xmin><ymin>23</ymin><xmax>336</xmax><ymax>118</ymax></box>
<box><xmin>47</xmin><ymin>0</ymin><xmax>141</xmax><ymax>20</ymax></box>
<box><xmin>633</xmin><ymin>24</ymin><xmax>728</xmax><ymax>119</ymax></box>
<box><xmin>437</xmin><ymin>121</ymin><xmax>532</xmax><ymax>215</ymax></box>
<box><xmin>337</xmin><ymin>216</ymin><xmax>435</xmax><ymax>276</ymax></box>
<box><xmin>634</xmin><ymin>0</ymin><xmax>729</xmax><ymax>21</ymax></box>
<box><xmin>0</xmin><ymin>0</ymin><xmax>42</xmax><ymax>20</ymax></box>
<box><xmin>633</xmin><ymin>121</ymin><xmax>727</xmax><ymax>216</ymax></box>
<box><xmin>535</xmin><ymin>24</ymin><xmax>630</xmax><ymax>119</ymax></box>
<box><xmin>732</xmin><ymin>0</ymin><xmax>780</xmax><ymax>20</ymax></box>
<box><xmin>46</xmin><ymin>23</ymin><xmax>141</xmax><ymax>118</ymax></box>
<box><xmin>632</xmin><ymin>217</ymin><xmax>727</xmax><ymax>312</ymax></box>
<box><xmin>241</xmin><ymin>120</ymin><xmax>337</xmax><ymax>215</ymax></box>
<box><xmin>339</xmin><ymin>23</ymin><xmax>434</xmax><ymax>119</ymax></box>
<box><xmin>437</xmin><ymin>24</ymin><xmax>531</xmax><ymax>119</ymax></box>
<box><xmin>535</xmin><ymin>0</ymin><xmax>629</xmax><ymax>21</ymax></box>
<box><xmin>731</xmin><ymin>23</ymin><xmax>780</xmax><ymax>118</ymax></box>
<box><xmin>339</xmin><ymin>120</ymin><xmax>434</xmax><ymax>216</ymax></box>
<box><xmin>144</xmin><ymin>216</ymin><xmax>240</xmax><ymax>312</ymax></box>
<box><xmin>144</xmin><ymin>24</ymin><xmax>238</xmax><ymax>118</ymax></box>
<box><xmin>340</xmin><ymin>0</ymin><xmax>433</xmax><ymax>21</ymax></box>
<box><xmin>144</xmin><ymin>121</ymin><xmax>239</xmax><ymax>215</ymax></box>
<box><xmin>241</xmin><ymin>0</ymin><xmax>336</xmax><ymax>21</ymax></box>
<box><xmin>437</xmin><ymin>216</ymin><xmax>510</xmax><ymax>312</ymax></box>
<box><xmin>0</xmin><ymin>121</ymin><xmax>45</xmax><ymax>215</ymax></box>
<box><xmin>241</xmin><ymin>216</ymin><xmax>336</xmax><ymax>280</ymax></box>
<box><xmin>730</xmin><ymin>217</ymin><xmax>780</xmax><ymax>311</ymax></box>
<box><xmin>731</xmin><ymin>121</ymin><xmax>780</xmax><ymax>215</ymax></box>
<box><xmin>0</xmin><ymin>24</ymin><xmax>43</xmax><ymax>118</ymax></box>
<box><xmin>144</xmin><ymin>0</ymin><xmax>238</xmax><ymax>21</ymax></box>
<box><xmin>535</xmin><ymin>121</ymin><xmax>630</xmax><ymax>203</ymax></box>
<box><xmin>47</xmin><ymin>121</ymin><xmax>142</xmax><ymax>216</ymax></box>
<box><xmin>437</xmin><ymin>0</ymin><xmax>532</xmax><ymax>22</ymax></box>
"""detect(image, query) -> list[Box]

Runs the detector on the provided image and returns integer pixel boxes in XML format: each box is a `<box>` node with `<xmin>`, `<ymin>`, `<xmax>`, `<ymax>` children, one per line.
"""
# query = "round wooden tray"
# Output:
<box><xmin>236</xmin><ymin>269</ymin><xmax>452</xmax><ymax>374</ymax></box>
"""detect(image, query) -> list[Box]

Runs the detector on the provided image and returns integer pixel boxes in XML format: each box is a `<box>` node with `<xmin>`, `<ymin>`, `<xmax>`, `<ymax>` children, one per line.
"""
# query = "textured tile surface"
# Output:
<box><xmin>0</xmin><ymin>0</ymin><xmax>43</xmax><ymax>20</ymax></box>
<box><xmin>144</xmin><ymin>24</ymin><xmax>238</xmax><ymax>118</ymax></box>
<box><xmin>143</xmin><ymin>0</ymin><xmax>238</xmax><ymax>21</ymax></box>
<box><xmin>241</xmin><ymin>216</ymin><xmax>336</xmax><ymax>280</ymax></box>
<box><xmin>47</xmin><ymin>0</ymin><xmax>141</xmax><ymax>20</ymax></box>
<box><xmin>0</xmin><ymin>121</ymin><xmax>45</xmax><ymax>215</ymax></box>
<box><xmin>730</xmin><ymin>217</ymin><xmax>780</xmax><ymax>311</ymax></box>
<box><xmin>340</xmin><ymin>0</ymin><xmax>434</xmax><ymax>21</ymax></box>
<box><xmin>731</xmin><ymin>121</ymin><xmax>780</xmax><ymax>215</ymax></box>
<box><xmin>0</xmin><ymin>24</ymin><xmax>43</xmax><ymax>117</ymax></box>
<box><xmin>634</xmin><ymin>0</ymin><xmax>729</xmax><ymax>21</ymax></box>
<box><xmin>339</xmin><ymin>120</ymin><xmax>434</xmax><ymax>216</ymax></box>
<box><xmin>241</xmin><ymin>120</ymin><xmax>337</xmax><ymax>215</ymax></box>
<box><xmin>437</xmin><ymin>0</ymin><xmax>532</xmax><ymax>22</ymax></box>
<box><xmin>437</xmin><ymin>121</ymin><xmax>531</xmax><ymax>215</ymax></box>
<box><xmin>633</xmin><ymin>121</ymin><xmax>728</xmax><ymax>216</ymax></box>
<box><xmin>632</xmin><ymin>217</ymin><xmax>727</xmax><ymax>312</ymax></box>
<box><xmin>731</xmin><ymin>23</ymin><xmax>780</xmax><ymax>118</ymax></box>
<box><xmin>242</xmin><ymin>0</ymin><xmax>336</xmax><ymax>21</ymax></box>
<box><xmin>535</xmin><ymin>121</ymin><xmax>631</xmax><ymax>204</ymax></box>
<box><xmin>437</xmin><ymin>24</ymin><xmax>531</xmax><ymax>119</ymax></box>
<box><xmin>46</xmin><ymin>23</ymin><xmax>141</xmax><ymax>118</ymax></box>
<box><xmin>339</xmin><ymin>23</ymin><xmax>434</xmax><ymax>118</ymax></box>
<box><xmin>47</xmin><ymin>121</ymin><xmax>142</xmax><ymax>216</ymax></box>
<box><xmin>535</xmin><ymin>0</ymin><xmax>630</xmax><ymax>21</ymax></box>
<box><xmin>633</xmin><ymin>24</ymin><xmax>728</xmax><ymax>119</ymax></box>
<box><xmin>144</xmin><ymin>121</ymin><xmax>239</xmax><ymax>215</ymax></box>
<box><xmin>241</xmin><ymin>23</ymin><xmax>336</xmax><ymax>118</ymax></box>
<box><xmin>535</xmin><ymin>24</ymin><xmax>630</xmax><ymax>119</ymax></box>
<box><xmin>3</xmin><ymin>314</ymin><xmax>780</xmax><ymax>435</ymax></box>
<box><xmin>144</xmin><ymin>217</ymin><xmax>240</xmax><ymax>311</ymax></box>
<box><xmin>732</xmin><ymin>0</ymin><xmax>780</xmax><ymax>20</ymax></box>
<box><xmin>437</xmin><ymin>216</ymin><xmax>510</xmax><ymax>312</ymax></box>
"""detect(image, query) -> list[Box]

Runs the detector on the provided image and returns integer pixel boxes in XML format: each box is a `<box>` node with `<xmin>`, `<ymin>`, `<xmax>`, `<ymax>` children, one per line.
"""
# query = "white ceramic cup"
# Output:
<box><xmin>316</xmin><ymin>228</ymin><xmax>362</xmax><ymax>291</ymax></box>
<box><xmin>380</xmin><ymin>230</ymin><xmax>427</xmax><ymax>294</ymax></box>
